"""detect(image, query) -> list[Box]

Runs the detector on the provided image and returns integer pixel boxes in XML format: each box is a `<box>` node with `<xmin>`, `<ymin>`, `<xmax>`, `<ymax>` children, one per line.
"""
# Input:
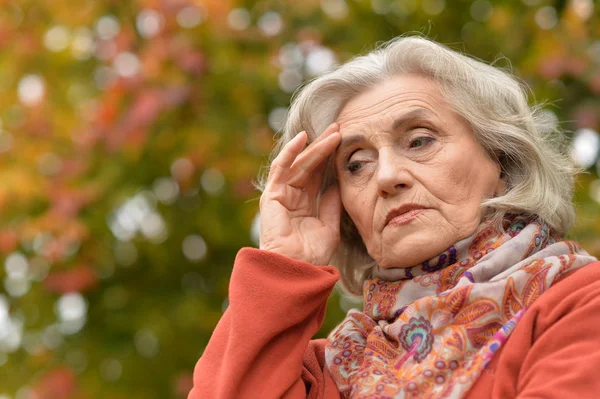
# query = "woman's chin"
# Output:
<box><xmin>375</xmin><ymin>236</ymin><xmax>454</xmax><ymax>269</ymax></box>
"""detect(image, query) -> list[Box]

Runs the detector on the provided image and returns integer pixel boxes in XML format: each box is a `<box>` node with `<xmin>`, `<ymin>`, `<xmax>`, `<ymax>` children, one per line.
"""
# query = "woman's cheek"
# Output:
<box><xmin>341</xmin><ymin>190</ymin><xmax>369</xmax><ymax>237</ymax></box>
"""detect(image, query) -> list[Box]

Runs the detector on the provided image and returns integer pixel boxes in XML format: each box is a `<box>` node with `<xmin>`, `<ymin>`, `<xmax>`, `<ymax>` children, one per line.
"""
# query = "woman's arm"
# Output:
<box><xmin>189</xmin><ymin>123</ymin><xmax>343</xmax><ymax>398</ymax></box>
<box><xmin>513</xmin><ymin>263</ymin><xmax>600</xmax><ymax>399</ymax></box>
<box><xmin>188</xmin><ymin>247</ymin><xmax>341</xmax><ymax>399</ymax></box>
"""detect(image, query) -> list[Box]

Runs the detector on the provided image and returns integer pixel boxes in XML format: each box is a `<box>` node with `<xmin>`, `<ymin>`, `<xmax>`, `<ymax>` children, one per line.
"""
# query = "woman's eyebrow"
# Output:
<box><xmin>336</xmin><ymin>108</ymin><xmax>433</xmax><ymax>159</ymax></box>
<box><xmin>391</xmin><ymin>108</ymin><xmax>433</xmax><ymax>130</ymax></box>
<box><xmin>336</xmin><ymin>135</ymin><xmax>365</xmax><ymax>156</ymax></box>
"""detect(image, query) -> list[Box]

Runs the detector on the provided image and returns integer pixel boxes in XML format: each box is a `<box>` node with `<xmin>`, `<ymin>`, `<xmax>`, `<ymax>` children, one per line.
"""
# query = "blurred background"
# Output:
<box><xmin>0</xmin><ymin>0</ymin><xmax>598</xmax><ymax>397</ymax></box>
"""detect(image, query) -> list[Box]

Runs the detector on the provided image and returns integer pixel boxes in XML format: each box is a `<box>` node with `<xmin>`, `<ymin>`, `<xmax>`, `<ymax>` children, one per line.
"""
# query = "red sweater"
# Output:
<box><xmin>189</xmin><ymin>248</ymin><xmax>600</xmax><ymax>399</ymax></box>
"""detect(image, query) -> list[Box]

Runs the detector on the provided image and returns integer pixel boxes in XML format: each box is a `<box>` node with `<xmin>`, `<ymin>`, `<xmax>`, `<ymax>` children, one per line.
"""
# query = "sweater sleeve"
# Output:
<box><xmin>515</xmin><ymin>263</ymin><xmax>600</xmax><ymax>399</ymax></box>
<box><xmin>188</xmin><ymin>247</ymin><xmax>341</xmax><ymax>399</ymax></box>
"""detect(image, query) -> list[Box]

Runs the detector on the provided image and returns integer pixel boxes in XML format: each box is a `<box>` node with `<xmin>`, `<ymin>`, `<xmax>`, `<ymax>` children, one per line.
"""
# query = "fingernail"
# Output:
<box><xmin>294</xmin><ymin>131</ymin><xmax>306</xmax><ymax>140</ymax></box>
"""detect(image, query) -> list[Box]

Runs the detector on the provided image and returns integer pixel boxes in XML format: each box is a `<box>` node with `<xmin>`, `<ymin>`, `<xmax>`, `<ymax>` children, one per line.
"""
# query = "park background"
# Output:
<box><xmin>0</xmin><ymin>0</ymin><xmax>599</xmax><ymax>397</ymax></box>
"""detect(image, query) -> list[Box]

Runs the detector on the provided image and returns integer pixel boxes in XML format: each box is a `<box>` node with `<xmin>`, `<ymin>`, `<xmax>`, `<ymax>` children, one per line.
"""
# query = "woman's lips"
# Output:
<box><xmin>387</xmin><ymin>209</ymin><xmax>425</xmax><ymax>226</ymax></box>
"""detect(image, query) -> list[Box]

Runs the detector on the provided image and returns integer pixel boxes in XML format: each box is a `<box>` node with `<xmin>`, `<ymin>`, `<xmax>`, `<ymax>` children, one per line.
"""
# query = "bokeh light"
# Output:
<box><xmin>227</xmin><ymin>8</ymin><xmax>251</xmax><ymax>30</ymax></box>
<box><xmin>177</xmin><ymin>6</ymin><xmax>206</xmax><ymax>28</ymax></box>
<box><xmin>422</xmin><ymin>0</ymin><xmax>445</xmax><ymax>16</ymax></box>
<box><xmin>134</xmin><ymin>329</ymin><xmax>159</xmax><ymax>358</ymax></box>
<box><xmin>71</xmin><ymin>28</ymin><xmax>95</xmax><ymax>60</ymax></box>
<box><xmin>258</xmin><ymin>11</ymin><xmax>283</xmax><ymax>37</ymax></box>
<box><xmin>470</xmin><ymin>0</ymin><xmax>493</xmax><ymax>22</ymax></box>
<box><xmin>321</xmin><ymin>0</ymin><xmax>349</xmax><ymax>19</ymax></box>
<box><xmin>200</xmin><ymin>168</ymin><xmax>225</xmax><ymax>195</ymax></box>
<box><xmin>100</xmin><ymin>359</ymin><xmax>122</xmax><ymax>382</ymax></box>
<box><xmin>182</xmin><ymin>235</ymin><xmax>207</xmax><ymax>262</ymax></box>
<box><xmin>17</xmin><ymin>75</ymin><xmax>45</xmax><ymax>107</ymax></box>
<box><xmin>136</xmin><ymin>9</ymin><xmax>164</xmax><ymax>39</ymax></box>
<box><xmin>535</xmin><ymin>6</ymin><xmax>558</xmax><ymax>30</ymax></box>
<box><xmin>572</xmin><ymin>0</ymin><xmax>594</xmax><ymax>20</ymax></box>
<box><xmin>268</xmin><ymin>107</ymin><xmax>288</xmax><ymax>132</ymax></box>
<box><xmin>55</xmin><ymin>293</ymin><xmax>87</xmax><ymax>335</ymax></box>
<box><xmin>571</xmin><ymin>128</ymin><xmax>600</xmax><ymax>168</ymax></box>
<box><xmin>152</xmin><ymin>177</ymin><xmax>180</xmax><ymax>205</ymax></box>
<box><xmin>95</xmin><ymin>15</ymin><xmax>120</xmax><ymax>40</ymax></box>
<box><xmin>113</xmin><ymin>52</ymin><xmax>141</xmax><ymax>77</ymax></box>
<box><xmin>44</xmin><ymin>26</ymin><xmax>70</xmax><ymax>52</ymax></box>
<box><xmin>305</xmin><ymin>45</ymin><xmax>337</xmax><ymax>76</ymax></box>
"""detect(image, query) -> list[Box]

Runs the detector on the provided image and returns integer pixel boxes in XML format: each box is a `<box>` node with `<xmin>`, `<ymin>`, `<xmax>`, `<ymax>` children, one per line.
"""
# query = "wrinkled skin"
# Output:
<box><xmin>334</xmin><ymin>74</ymin><xmax>505</xmax><ymax>268</ymax></box>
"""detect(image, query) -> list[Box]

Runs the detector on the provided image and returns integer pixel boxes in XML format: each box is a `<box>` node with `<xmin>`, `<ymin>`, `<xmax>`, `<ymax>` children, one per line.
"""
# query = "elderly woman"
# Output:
<box><xmin>189</xmin><ymin>37</ymin><xmax>599</xmax><ymax>399</ymax></box>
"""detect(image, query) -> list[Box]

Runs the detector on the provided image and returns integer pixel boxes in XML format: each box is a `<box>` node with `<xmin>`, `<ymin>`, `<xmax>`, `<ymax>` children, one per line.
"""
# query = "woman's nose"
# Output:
<box><xmin>376</xmin><ymin>151</ymin><xmax>414</xmax><ymax>198</ymax></box>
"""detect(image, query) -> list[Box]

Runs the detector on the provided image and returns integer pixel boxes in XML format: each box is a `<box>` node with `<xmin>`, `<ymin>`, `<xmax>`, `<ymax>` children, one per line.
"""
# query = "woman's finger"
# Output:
<box><xmin>268</xmin><ymin>131</ymin><xmax>308</xmax><ymax>182</ymax></box>
<box><xmin>298</xmin><ymin>123</ymin><xmax>339</xmax><ymax>172</ymax></box>
<box><xmin>291</xmin><ymin>123</ymin><xmax>339</xmax><ymax>166</ymax></box>
<box><xmin>301</xmin><ymin>155</ymin><xmax>332</xmax><ymax>201</ymax></box>
<box><xmin>287</xmin><ymin>132</ymin><xmax>340</xmax><ymax>187</ymax></box>
<box><xmin>319</xmin><ymin>182</ymin><xmax>341</xmax><ymax>236</ymax></box>
<box><xmin>308</xmin><ymin>122</ymin><xmax>339</xmax><ymax>145</ymax></box>
<box><xmin>287</xmin><ymin>122</ymin><xmax>339</xmax><ymax>192</ymax></box>
<box><xmin>268</xmin><ymin>123</ymin><xmax>338</xmax><ymax>185</ymax></box>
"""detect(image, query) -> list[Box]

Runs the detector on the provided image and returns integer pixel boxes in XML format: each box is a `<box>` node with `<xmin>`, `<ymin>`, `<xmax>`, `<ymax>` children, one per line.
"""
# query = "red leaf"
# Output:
<box><xmin>0</xmin><ymin>230</ymin><xmax>18</xmax><ymax>254</ymax></box>
<box><xmin>33</xmin><ymin>367</ymin><xmax>76</xmax><ymax>399</ymax></box>
<box><xmin>44</xmin><ymin>265</ymin><xmax>98</xmax><ymax>293</ymax></box>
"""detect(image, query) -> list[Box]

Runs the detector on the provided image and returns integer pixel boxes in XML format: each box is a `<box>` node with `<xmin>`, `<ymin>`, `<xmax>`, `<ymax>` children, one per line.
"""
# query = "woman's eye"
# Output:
<box><xmin>409</xmin><ymin>136</ymin><xmax>434</xmax><ymax>149</ymax></box>
<box><xmin>345</xmin><ymin>161</ymin><xmax>363</xmax><ymax>173</ymax></box>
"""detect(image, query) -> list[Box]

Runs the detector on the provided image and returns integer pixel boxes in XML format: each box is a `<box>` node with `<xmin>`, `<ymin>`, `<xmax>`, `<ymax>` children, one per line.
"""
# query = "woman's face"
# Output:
<box><xmin>334</xmin><ymin>74</ymin><xmax>505</xmax><ymax>269</ymax></box>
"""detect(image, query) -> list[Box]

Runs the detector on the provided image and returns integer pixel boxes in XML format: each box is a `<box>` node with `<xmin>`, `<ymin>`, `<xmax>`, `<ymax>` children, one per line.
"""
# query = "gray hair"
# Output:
<box><xmin>258</xmin><ymin>35</ymin><xmax>577</xmax><ymax>295</ymax></box>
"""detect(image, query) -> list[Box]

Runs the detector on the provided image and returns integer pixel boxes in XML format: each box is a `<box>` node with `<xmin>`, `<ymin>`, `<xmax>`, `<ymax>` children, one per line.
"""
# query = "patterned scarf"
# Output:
<box><xmin>325</xmin><ymin>215</ymin><xmax>597</xmax><ymax>398</ymax></box>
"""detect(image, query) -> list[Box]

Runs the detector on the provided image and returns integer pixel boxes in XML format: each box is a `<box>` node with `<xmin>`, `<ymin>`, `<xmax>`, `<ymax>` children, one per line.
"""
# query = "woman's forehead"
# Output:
<box><xmin>336</xmin><ymin>108</ymin><xmax>436</xmax><ymax>147</ymax></box>
<box><xmin>335</xmin><ymin>76</ymin><xmax>447</xmax><ymax>130</ymax></box>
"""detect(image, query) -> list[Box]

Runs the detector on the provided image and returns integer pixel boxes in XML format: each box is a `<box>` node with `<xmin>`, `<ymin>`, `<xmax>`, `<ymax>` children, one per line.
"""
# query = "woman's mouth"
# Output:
<box><xmin>386</xmin><ymin>208</ymin><xmax>426</xmax><ymax>227</ymax></box>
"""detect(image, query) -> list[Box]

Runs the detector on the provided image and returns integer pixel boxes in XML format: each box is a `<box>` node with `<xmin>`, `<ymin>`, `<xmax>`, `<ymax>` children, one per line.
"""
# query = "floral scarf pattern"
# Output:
<box><xmin>325</xmin><ymin>216</ymin><xmax>597</xmax><ymax>398</ymax></box>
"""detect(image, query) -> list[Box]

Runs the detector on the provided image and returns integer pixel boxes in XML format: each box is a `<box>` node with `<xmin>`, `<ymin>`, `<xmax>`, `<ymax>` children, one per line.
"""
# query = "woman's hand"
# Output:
<box><xmin>259</xmin><ymin>123</ymin><xmax>342</xmax><ymax>266</ymax></box>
